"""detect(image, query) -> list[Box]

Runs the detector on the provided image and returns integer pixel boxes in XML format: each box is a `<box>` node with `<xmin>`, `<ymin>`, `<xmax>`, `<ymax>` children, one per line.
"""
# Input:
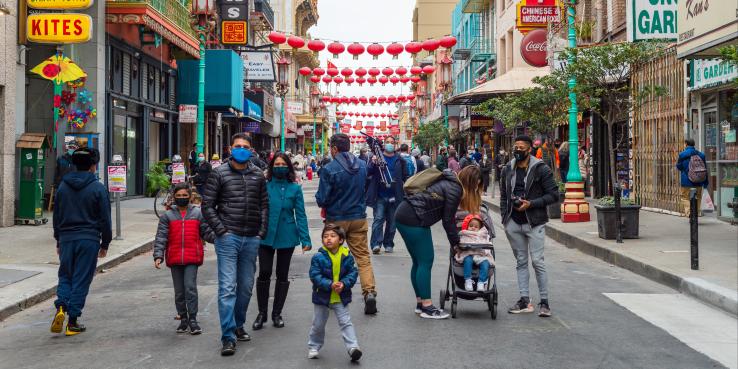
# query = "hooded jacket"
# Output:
<box><xmin>309</xmin><ymin>246</ymin><xmax>358</xmax><ymax>306</ymax></box>
<box><xmin>53</xmin><ymin>172</ymin><xmax>112</xmax><ymax>249</ymax></box>
<box><xmin>366</xmin><ymin>153</ymin><xmax>408</xmax><ymax>207</ymax></box>
<box><xmin>153</xmin><ymin>204</ymin><xmax>215</xmax><ymax>266</ymax></box>
<box><xmin>499</xmin><ymin>156</ymin><xmax>559</xmax><ymax>227</ymax></box>
<box><xmin>675</xmin><ymin>146</ymin><xmax>709</xmax><ymax>188</ymax></box>
<box><xmin>316</xmin><ymin>152</ymin><xmax>368</xmax><ymax>221</ymax></box>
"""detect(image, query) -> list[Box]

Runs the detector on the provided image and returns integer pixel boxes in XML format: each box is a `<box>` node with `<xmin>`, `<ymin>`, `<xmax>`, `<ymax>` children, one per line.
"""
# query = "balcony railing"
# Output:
<box><xmin>254</xmin><ymin>0</ymin><xmax>275</xmax><ymax>30</ymax></box>
<box><xmin>108</xmin><ymin>0</ymin><xmax>197</xmax><ymax>40</ymax></box>
<box><xmin>461</xmin><ymin>0</ymin><xmax>489</xmax><ymax>13</ymax></box>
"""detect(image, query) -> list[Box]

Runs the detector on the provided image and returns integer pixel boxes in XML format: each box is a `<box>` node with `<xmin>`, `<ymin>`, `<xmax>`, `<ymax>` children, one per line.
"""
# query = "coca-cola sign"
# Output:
<box><xmin>520</xmin><ymin>29</ymin><xmax>548</xmax><ymax>68</ymax></box>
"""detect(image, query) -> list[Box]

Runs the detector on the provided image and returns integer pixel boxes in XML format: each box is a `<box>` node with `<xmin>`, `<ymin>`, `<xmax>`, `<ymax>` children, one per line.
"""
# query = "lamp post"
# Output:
<box><xmin>562</xmin><ymin>0</ymin><xmax>590</xmax><ymax>222</ymax></box>
<box><xmin>190</xmin><ymin>0</ymin><xmax>215</xmax><ymax>156</ymax></box>
<box><xmin>438</xmin><ymin>54</ymin><xmax>454</xmax><ymax>136</ymax></box>
<box><xmin>320</xmin><ymin>104</ymin><xmax>327</xmax><ymax>156</ymax></box>
<box><xmin>276</xmin><ymin>55</ymin><xmax>291</xmax><ymax>152</ymax></box>
<box><xmin>310</xmin><ymin>88</ymin><xmax>320</xmax><ymax>155</ymax></box>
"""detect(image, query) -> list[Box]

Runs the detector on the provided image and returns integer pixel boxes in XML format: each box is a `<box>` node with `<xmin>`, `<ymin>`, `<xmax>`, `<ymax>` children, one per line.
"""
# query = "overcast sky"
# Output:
<box><xmin>311</xmin><ymin>0</ymin><xmax>416</xmax><ymax>123</ymax></box>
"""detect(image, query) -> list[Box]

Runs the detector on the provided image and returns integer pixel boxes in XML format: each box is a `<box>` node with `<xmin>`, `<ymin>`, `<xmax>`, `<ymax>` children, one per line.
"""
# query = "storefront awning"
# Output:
<box><xmin>177</xmin><ymin>50</ymin><xmax>244</xmax><ymax>112</ymax></box>
<box><xmin>446</xmin><ymin>67</ymin><xmax>550</xmax><ymax>105</ymax></box>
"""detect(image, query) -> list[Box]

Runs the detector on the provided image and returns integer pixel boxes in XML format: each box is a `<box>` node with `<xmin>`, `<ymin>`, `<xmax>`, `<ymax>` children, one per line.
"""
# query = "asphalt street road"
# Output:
<box><xmin>0</xmin><ymin>181</ymin><xmax>728</xmax><ymax>369</ymax></box>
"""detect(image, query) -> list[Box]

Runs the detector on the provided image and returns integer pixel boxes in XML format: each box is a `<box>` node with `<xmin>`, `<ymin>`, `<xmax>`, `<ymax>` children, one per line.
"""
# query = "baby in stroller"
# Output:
<box><xmin>455</xmin><ymin>214</ymin><xmax>495</xmax><ymax>292</ymax></box>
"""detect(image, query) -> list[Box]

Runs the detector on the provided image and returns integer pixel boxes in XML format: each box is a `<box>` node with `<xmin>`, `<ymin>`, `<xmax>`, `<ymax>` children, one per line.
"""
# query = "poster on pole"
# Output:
<box><xmin>107</xmin><ymin>165</ymin><xmax>127</xmax><ymax>193</ymax></box>
<box><xmin>179</xmin><ymin>105</ymin><xmax>197</xmax><ymax>123</ymax></box>
<box><xmin>171</xmin><ymin>162</ymin><xmax>186</xmax><ymax>184</ymax></box>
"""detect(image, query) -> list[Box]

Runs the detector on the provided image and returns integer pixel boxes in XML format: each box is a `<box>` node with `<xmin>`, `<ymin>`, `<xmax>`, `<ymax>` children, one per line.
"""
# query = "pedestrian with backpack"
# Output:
<box><xmin>367</xmin><ymin>136</ymin><xmax>409</xmax><ymax>255</ymax></box>
<box><xmin>676</xmin><ymin>138</ymin><xmax>709</xmax><ymax>217</ymax></box>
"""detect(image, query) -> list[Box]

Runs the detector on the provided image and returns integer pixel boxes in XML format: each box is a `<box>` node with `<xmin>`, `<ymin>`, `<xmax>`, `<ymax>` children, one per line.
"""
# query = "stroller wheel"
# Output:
<box><xmin>451</xmin><ymin>301</ymin><xmax>457</xmax><ymax>319</ymax></box>
<box><xmin>488</xmin><ymin>293</ymin><xmax>498</xmax><ymax>320</ymax></box>
<box><xmin>439</xmin><ymin>289</ymin><xmax>447</xmax><ymax>310</ymax></box>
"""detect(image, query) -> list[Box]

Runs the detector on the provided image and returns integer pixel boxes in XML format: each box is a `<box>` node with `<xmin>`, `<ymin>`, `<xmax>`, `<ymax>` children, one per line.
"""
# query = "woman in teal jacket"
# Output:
<box><xmin>253</xmin><ymin>152</ymin><xmax>312</xmax><ymax>331</ymax></box>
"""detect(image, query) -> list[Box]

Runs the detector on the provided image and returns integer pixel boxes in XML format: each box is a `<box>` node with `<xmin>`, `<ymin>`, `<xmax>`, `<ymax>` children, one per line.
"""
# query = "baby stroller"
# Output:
<box><xmin>439</xmin><ymin>209</ymin><xmax>498</xmax><ymax>319</ymax></box>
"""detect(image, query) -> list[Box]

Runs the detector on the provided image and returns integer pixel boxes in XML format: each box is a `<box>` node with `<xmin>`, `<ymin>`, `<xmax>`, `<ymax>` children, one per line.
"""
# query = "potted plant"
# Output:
<box><xmin>548</xmin><ymin>181</ymin><xmax>566</xmax><ymax>219</ymax></box>
<box><xmin>145</xmin><ymin>162</ymin><xmax>170</xmax><ymax>197</ymax></box>
<box><xmin>594</xmin><ymin>197</ymin><xmax>641</xmax><ymax>239</ymax></box>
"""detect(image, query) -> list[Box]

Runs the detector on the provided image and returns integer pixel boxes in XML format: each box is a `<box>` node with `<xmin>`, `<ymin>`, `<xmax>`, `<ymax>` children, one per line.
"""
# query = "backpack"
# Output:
<box><xmin>403</xmin><ymin>167</ymin><xmax>443</xmax><ymax>196</ymax></box>
<box><xmin>687</xmin><ymin>154</ymin><xmax>707</xmax><ymax>183</ymax></box>
<box><xmin>403</xmin><ymin>154</ymin><xmax>416</xmax><ymax>176</ymax></box>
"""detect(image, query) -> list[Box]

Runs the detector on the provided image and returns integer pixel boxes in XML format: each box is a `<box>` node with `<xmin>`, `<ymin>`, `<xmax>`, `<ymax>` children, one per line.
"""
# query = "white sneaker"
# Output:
<box><xmin>308</xmin><ymin>349</ymin><xmax>319</xmax><ymax>359</ymax></box>
<box><xmin>477</xmin><ymin>282</ymin><xmax>488</xmax><ymax>292</ymax></box>
<box><xmin>464</xmin><ymin>279</ymin><xmax>474</xmax><ymax>291</ymax></box>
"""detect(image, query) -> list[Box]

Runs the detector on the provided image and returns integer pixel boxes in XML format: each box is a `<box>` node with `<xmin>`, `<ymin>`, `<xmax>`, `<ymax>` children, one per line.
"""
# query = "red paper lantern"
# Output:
<box><xmin>331</xmin><ymin>96</ymin><xmax>340</xmax><ymax>103</ymax></box>
<box><xmin>389</xmin><ymin>76</ymin><xmax>400</xmax><ymax>85</ymax></box>
<box><xmin>367</xmin><ymin>43</ymin><xmax>384</xmax><ymax>60</ymax></box>
<box><xmin>422</xmin><ymin>39</ymin><xmax>440</xmax><ymax>52</ymax></box>
<box><xmin>439</xmin><ymin>35</ymin><xmax>457</xmax><ymax>49</ymax></box>
<box><xmin>395</xmin><ymin>67</ymin><xmax>408</xmax><ymax>76</ymax></box>
<box><xmin>322</xmin><ymin>96</ymin><xmax>331</xmax><ymax>103</ymax></box>
<box><xmin>397</xmin><ymin>95</ymin><xmax>407</xmax><ymax>102</ymax></box>
<box><xmin>313</xmin><ymin>67</ymin><xmax>325</xmax><ymax>76</ymax></box>
<box><xmin>327</xmin><ymin>68</ymin><xmax>339</xmax><ymax>77</ymax></box>
<box><xmin>355</xmin><ymin>67</ymin><xmax>367</xmax><ymax>77</ymax></box>
<box><xmin>400</xmin><ymin>76</ymin><xmax>410</xmax><ymax>83</ymax></box>
<box><xmin>348</xmin><ymin>112</ymin><xmax>354</xmax><ymax>117</ymax></box>
<box><xmin>347</xmin><ymin>42</ymin><xmax>365</xmax><ymax>60</ymax></box>
<box><xmin>382</xmin><ymin>67</ymin><xmax>394</xmax><ymax>77</ymax></box>
<box><xmin>369</xmin><ymin>96</ymin><xmax>377</xmax><ymax>105</ymax></box>
<box><xmin>341</xmin><ymin>68</ymin><xmax>353</xmax><ymax>77</ymax></box>
<box><xmin>374</xmin><ymin>113</ymin><xmax>380</xmax><ymax>118</ymax></box>
<box><xmin>323</xmin><ymin>76</ymin><xmax>333</xmax><ymax>84</ymax></box>
<box><xmin>333</xmin><ymin>76</ymin><xmax>344</xmax><ymax>84</ymax></box>
<box><xmin>380</xmin><ymin>113</ymin><xmax>387</xmax><ymax>118</ymax></box>
<box><xmin>368</xmin><ymin>76</ymin><xmax>378</xmax><ymax>85</ymax></box>
<box><xmin>410</xmin><ymin>66</ymin><xmax>423</xmax><ymax>75</ymax></box>
<box><xmin>341</xmin><ymin>96</ymin><xmax>349</xmax><ymax>104</ymax></box>
<box><xmin>410</xmin><ymin>75</ymin><xmax>422</xmax><ymax>83</ymax></box>
<box><xmin>268</xmin><ymin>32</ymin><xmax>287</xmax><ymax>44</ymax></box>
<box><xmin>359</xmin><ymin>96</ymin><xmax>368</xmax><ymax>104</ymax></box>
<box><xmin>299</xmin><ymin>67</ymin><xmax>312</xmax><ymax>76</ymax></box>
<box><xmin>392</xmin><ymin>114</ymin><xmax>399</xmax><ymax>120</ymax></box>
<box><xmin>327</xmin><ymin>41</ymin><xmax>345</xmax><ymax>58</ymax></box>
<box><xmin>407</xmin><ymin>94</ymin><xmax>416</xmax><ymax>101</ymax></box>
<box><xmin>287</xmin><ymin>35</ymin><xmax>305</xmax><ymax>49</ymax></box>
<box><xmin>378</xmin><ymin>76</ymin><xmax>389</xmax><ymax>85</ymax></box>
<box><xmin>350</xmin><ymin>96</ymin><xmax>359</xmax><ymax>104</ymax></box>
<box><xmin>368</xmin><ymin>67</ymin><xmax>381</xmax><ymax>77</ymax></box>
<box><xmin>345</xmin><ymin>76</ymin><xmax>355</xmax><ymax>85</ymax></box>
<box><xmin>356</xmin><ymin>77</ymin><xmax>366</xmax><ymax>85</ymax></box>
<box><xmin>307</xmin><ymin>39</ymin><xmax>325</xmax><ymax>52</ymax></box>
<box><xmin>405</xmin><ymin>41</ymin><xmax>422</xmax><ymax>56</ymax></box>
<box><xmin>378</xmin><ymin>96</ymin><xmax>387</xmax><ymax>104</ymax></box>
<box><xmin>387</xmin><ymin>95</ymin><xmax>397</xmax><ymax>103</ymax></box>
<box><xmin>422</xmin><ymin>65</ymin><xmax>436</xmax><ymax>74</ymax></box>
<box><xmin>387</xmin><ymin>42</ymin><xmax>404</xmax><ymax>59</ymax></box>
<box><xmin>310</xmin><ymin>75</ymin><xmax>321</xmax><ymax>83</ymax></box>
<box><xmin>361</xmin><ymin>113</ymin><xmax>367</xmax><ymax>117</ymax></box>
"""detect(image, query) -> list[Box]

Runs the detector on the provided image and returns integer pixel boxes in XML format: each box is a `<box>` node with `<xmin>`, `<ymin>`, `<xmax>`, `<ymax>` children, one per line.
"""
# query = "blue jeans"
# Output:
<box><xmin>371</xmin><ymin>197</ymin><xmax>398</xmax><ymax>249</ymax></box>
<box><xmin>215</xmin><ymin>233</ymin><xmax>260</xmax><ymax>343</ymax></box>
<box><xmin>462</xmin><ymin>256</ymin><xmax>490</xmax><ymax>283</ymax></box>
<box><xmin>308</xmin><ymin>303</ymin><xmax>358</xmax><ymax>351</ymax></box>
<box><xmin>55</xmin><ymin>239</ymin><xmax>100</xmax><ymax>318</ymax></box>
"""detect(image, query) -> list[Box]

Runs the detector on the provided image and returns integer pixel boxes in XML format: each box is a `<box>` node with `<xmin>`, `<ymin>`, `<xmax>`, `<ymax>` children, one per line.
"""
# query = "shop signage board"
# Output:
<box><xmin>28</xmin><ymin>0</ymin><xmax>93</xmax><ymax>9</ymax></box>
<box><xmin>243</xmin><ymin>121</ymin><xmax>260</xmax><ymax>133</ymax></box>
<box><xmin>240</xmin><ymin>51</ymin><xmax>276</xmax><ymax>81</ymax></box>
<box><xmin>471</xmin><ymin>117</ymin><xmax>494</xmax><ymax>128</ymax></box>
<box><xmin>521</xmin><ymin>29</ymin><xmax>548</xmax><ymax>67</ymax></box>
<box><xmin>677</xmin><ymin>0</ymin><xmax>738</xmax><ymax>57</ymax></box>
<box><xmin>218</xmin><ymin>0</ymin><xmax>247</xmax><ymax>20</ymax></box>
<box><xmin>626</xmin><ymin>0</ymin><xmax>678</xmax><ymax>42</ymax></box>
<box><xmin>178</xmin><ymin>104</ymin><xmax>197</xmax><ymax>123</ymax></box>
<box><xmin>26</xmin><ymin>13</ymin><xmax>92</xmax><ymax>43</ymax></box>
<box><xmin>286</xmin><ymin>100</ymin><xmax>304</xmax><ymax>115</ymax></box>
<box><xmin>688</xmin><ymin>59</ymin><xmax>738</xmax><ymax>91</ymax></box>
<box><xmin>516</xmin><ymin>0</ymin><xmax>562</xmax><ymax>34</ymax></box>
<box><xmin>222</xmin><ymin>21</ymin><xmax>247</xmax><ymax>45</ymax></box>
<box><xmin>107</xmin><ymin>165</ymin><xmax>127</xmax><ymax>193</ymax></box>
<box><xmin>171</xmin><ymin>162</ymin><xmax>186</xmax><ymax>184</ymax></box>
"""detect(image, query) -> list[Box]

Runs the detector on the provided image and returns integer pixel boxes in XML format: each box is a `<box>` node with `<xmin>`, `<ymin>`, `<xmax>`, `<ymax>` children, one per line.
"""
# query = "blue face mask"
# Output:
<box><xmin>231</xmin><ymin>147</ymin><xmax>252</xmax><ymax>163</ymax></box>
<box><xmin>384</xmin><ymin>144</ymin><xmax>395</xmax><ymax>153</ymax></box>
<box><xmin>67</xmin><ymin>149</ymin><xmax>75</xmax><ymax>156</ymax></box>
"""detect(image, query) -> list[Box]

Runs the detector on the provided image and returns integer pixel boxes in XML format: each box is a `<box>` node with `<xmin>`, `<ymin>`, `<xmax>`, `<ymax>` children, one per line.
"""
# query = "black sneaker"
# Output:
<box><xmin>189</xmin><ymin>319</ymin><xmax>202</xmax><ymax>335</ymax></box>
<box><xmin>349</xmin><ymin>347</ymin><xmax>363</xmax><ymax>362</ymax></box>
<box><xmin>414</xmin><ymin>303</ymin><xmax>422</xmax><ymax>314</ymax></box>
<box><xmin>176</xmin><ymin>319</ymin><xmax>189</xmax><ymax>333</ymax></box>
<box><xmin>364</xmin><ymin>292</ymin><xmax>378</xmax><ymax>315</ymax></box>
<box><xmin>372</xmin><ymin>246</ymin><xmax>381</xmax><ymax>254</ymax></box>
<box><xmin>221</xmin><ymin>340</ymin><xmax>236</xmax><ymax>356</ymax></box>
<box><xmin>419</xmin><ymin>305</ymin><xmax>449</xmax><ymax>319</ymax></box>
<box><xmin>538</xmin><ymin>300</ymin><xmax>552</xmax><ymax>317</ymax></box>
<box><xmin>235</xmin><ymin>327</ymin><xmax>251</xmax><ymax>341</ymax></box>
<box><xmin>508</xmin><ymin>297</ymin><xmax>534</xmax><ymax>314</ymax></box>
<box><xmin>65</xmin><ymin>320</ymin><xmax>87</xmax><ymax>336</ymax></box>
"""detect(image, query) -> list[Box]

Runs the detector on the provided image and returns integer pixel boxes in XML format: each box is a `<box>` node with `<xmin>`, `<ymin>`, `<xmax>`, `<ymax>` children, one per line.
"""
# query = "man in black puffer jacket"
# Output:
<box><xmin>500</xmin><ymin>135</ymin><xmax>558</xmax><ymax>319</ymax></box>
<box><xmin>202</xmin><ymin>133</ymin><xmax>268</xmax><ymax>356</ymax></box>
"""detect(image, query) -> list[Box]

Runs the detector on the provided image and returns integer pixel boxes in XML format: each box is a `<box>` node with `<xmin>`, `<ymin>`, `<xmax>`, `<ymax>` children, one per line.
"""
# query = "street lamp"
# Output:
<box><xmin>310</xmin><ymin>89</ymin><xmax>321</xmax><ymax>155</ymax></box>
<box><xmin>438</xmin><ymin>54</ymin><xmax>454</xmax><ymax>144</ymax></box>
<box><xmin>276</xmin><ymin>55</ymin><xmax>291</xmax><ymax>152</ymax></box>
<box><xmin>320</xmin><ymin>103</ymin><xmax>327</xmax><ymax>156</ymax></box>
<box><xmin>190</xmin><ymin>0</ymin><xmax>216</xmax><ymax>156</ymax></box>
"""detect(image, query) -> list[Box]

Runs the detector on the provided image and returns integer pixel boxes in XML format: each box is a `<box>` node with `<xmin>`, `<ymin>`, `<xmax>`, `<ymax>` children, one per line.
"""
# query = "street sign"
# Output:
<box><xmin>27</xmin><ymin>0</ymin><xmax>93</xmax><ymax>9</ymax></box>
<box><xmin>26</xmin><ymin>13</ymin><xmax>92</xmax><ymax>43</ymax></box>
<box><xmin>178</xmin><ymin>104</ymin><xmax>197</xmax><ymax>123</ymax></box>
<box><xmin>240</xmin><ymin>51</ymin><xmax>275</xmax><ymax>81</ymax></box>
<box><xmin>626</xmin><ymin>0</ymin><xmax>677</xmax><ymax>42</ymax></box>
<box><xmin>107</xmin><ymin>165</ymin><xmax>127</xmax><ymax>193</ymax></box>
<box><xmin>222</xmin><ymin>21</ymin><xmax>247</xmax><ymax>45</ymax></box>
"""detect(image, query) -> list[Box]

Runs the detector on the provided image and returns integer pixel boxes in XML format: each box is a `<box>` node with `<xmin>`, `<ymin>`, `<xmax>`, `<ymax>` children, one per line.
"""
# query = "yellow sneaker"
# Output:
<box><xmin>50</xmin><ymin>306</ymin><xmax>65</xmax><ymax>334</ymax></box>
<box><xmin>65</xmin><ymin>321</ymin><xmax>86</xmax><ymax>336</ymax></box>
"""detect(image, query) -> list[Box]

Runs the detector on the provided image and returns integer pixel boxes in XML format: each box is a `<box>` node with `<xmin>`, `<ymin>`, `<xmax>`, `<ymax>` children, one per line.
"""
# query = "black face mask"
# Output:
<box><xmin>513</xmin><ymin>150</ymin><xmax>529</xmax><ymax>162</ymax></box>
<box><xmin>175</xmin><ymin>197</ymin><xmax>190</xmax><ymax>207</ymax></box>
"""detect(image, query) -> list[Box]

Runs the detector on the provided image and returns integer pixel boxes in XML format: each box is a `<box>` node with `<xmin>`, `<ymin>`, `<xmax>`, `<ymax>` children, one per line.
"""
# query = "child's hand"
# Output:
<box><xmin>332</xmin><ymin>282</ymin><xmax>344</xmax><ymax>293</ymax></box>
<box><xmin>302</xmin><ymin>245</ymin><xmax>312</xmax><ymax>254</ymax></box>
<box><xmin>154</xmin><ymin>259</ymin><xmax>162</xmax><ymax>269</ymax></box>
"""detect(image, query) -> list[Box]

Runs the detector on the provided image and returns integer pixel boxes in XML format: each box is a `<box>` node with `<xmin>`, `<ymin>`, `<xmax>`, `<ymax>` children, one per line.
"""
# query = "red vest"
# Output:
<box><xmin>165</xmin><ymin>217</ymin><xmax>204</xmax><ymax>266</ymax></box>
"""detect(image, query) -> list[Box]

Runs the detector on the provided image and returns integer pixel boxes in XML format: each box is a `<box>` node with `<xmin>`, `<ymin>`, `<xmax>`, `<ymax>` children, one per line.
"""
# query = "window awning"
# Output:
<box><xmin>446</xmin><ymin>67</ymin><xmax>550</xmax><ymax>105</ymax></box>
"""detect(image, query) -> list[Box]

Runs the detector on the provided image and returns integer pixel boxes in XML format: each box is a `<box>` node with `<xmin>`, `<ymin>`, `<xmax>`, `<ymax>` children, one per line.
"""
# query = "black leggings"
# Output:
<box><xmin>257</xmin><ymin>247</ymin><xmax>295</xmax><ymax>282</ymax></box>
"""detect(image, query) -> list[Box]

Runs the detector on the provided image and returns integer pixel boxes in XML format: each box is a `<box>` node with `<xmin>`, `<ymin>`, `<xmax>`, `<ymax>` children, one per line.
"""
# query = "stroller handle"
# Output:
<box><xmin>457</xmin><ymin>243</ymin><xmax>494</xmax><ymax>250</ymax></box>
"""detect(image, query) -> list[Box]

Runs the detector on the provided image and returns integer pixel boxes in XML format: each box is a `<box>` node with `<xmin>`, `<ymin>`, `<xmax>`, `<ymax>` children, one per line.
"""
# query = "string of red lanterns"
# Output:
<box><xmin>300</xmin><ymin>66</ymin><xmax>434</xmax><ymax>85</ymax></box>
<box><xmin>321</xmin><ymin>94</ymin><xmax>417</xmax><ymax>105</ymax></box>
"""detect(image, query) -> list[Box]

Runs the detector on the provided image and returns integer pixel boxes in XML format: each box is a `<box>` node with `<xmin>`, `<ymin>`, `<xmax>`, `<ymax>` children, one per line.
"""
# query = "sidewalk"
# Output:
<box><xmin>483</xmin><ymin>190</ymin><xmax>738</xmax><ymax>316</ymax></box>
<box><xmin>0</xmin><ymin>197</ymin><xmax>159</xmax><ymax>320</ymax></box>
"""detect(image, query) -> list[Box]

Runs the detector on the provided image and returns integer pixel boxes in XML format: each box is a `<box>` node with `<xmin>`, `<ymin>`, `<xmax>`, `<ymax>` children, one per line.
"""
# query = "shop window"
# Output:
<box><xmin>146</xmin><ymin>64</ymin><xmax>156</xmax><ymax>102</ymax></box>
<box><xmin>159</xmin><ymin>71</ymin><xmax>168</xmax><ymax>105</ymax></box>
<box><xmin>122</xmin><ymin>53</ymin><xmax>131</xmax><ymax>95</ymax></box>
<box><xmin>111</xmin><ymin>49</ymin><xmax>123</xmax><ymax>93</ymax></box>
<box><xmin>131</xmin><ymin>57</ymin><xmax>140</xmax><ymax>98</ymax></box>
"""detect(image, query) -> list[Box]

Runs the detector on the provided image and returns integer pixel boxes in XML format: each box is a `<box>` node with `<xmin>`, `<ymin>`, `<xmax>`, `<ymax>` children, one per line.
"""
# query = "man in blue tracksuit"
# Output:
<box><xmin>675</xmin><ymin>138</ymin><xmax>709</xmax><ymax>217</ymax></box>
<box><xmin>50</xmin><ymin>147</ymin><xmax>112</xmax><ymax>336</ymax></box>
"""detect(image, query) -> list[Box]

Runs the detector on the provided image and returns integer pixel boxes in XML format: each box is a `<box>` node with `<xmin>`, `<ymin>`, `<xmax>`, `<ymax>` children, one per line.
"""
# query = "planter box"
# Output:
<box><xmin>547</xmin><ymin>192</ymin><xmax>566</xmax><ymax>219</ymax></box>
<box><xmin>594</xmin><ymin>204</ymin><xmax>641</xmax><ymax>239</ymax></box>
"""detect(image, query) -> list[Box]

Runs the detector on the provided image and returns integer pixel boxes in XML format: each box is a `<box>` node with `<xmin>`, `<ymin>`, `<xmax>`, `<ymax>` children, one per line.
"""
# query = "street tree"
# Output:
<box><xmin>412</xmin><ymin>119</ymin><xmax>448</xmax><ymax>154</ymax></box>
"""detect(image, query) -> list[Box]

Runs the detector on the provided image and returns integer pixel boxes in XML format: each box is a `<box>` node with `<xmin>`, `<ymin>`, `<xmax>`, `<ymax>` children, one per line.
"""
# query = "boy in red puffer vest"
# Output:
<box><xmin>154</xmin><ymin>183</ymin><xmax>215</xmax><ymax>334</ymax></box>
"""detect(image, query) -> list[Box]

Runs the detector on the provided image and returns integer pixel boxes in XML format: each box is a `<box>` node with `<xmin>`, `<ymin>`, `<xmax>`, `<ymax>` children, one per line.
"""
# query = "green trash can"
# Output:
<box><xmin>16</xmin><ymin>133</ymin><xmax>50</xmax><ymax>225</ymax></box>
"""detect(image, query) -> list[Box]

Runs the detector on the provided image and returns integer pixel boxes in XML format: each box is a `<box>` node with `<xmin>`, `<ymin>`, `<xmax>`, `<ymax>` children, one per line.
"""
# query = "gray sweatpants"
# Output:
<box><xmin>504</xmin><ymin>222</ymin><xmax>549</xmax><ymax>300</ymax></box>
<box><xmin>308</xmin><ymin>303</ymin><xmax>358</xmax><ymax>352</ymax></box>
<box><xmin>171</xmin><ymin>265</ymin><xmax>199</xmax><ymax>318</ymax></box>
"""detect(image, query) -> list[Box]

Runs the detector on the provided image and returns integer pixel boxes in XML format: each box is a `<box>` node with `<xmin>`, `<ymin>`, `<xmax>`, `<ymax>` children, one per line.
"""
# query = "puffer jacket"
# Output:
<box><xmin>400</xmin><ymin>169</ymin><xmax>463</xmax><ymax>245</ymax></box>
<box><xmin>500</xmin><ymin>156</ymin><xmax>559</xmax><ymax>227</ymax></box>
<box><xmin>153</xmin><ymin>205</ymin><xmax>215</xmax><ymax>266</ymax></box>
<box><xmin>316</xmin><ymin>152</ymin><xmax>368</xmax><ymax>221</ymax></box>
<box><xmin>201</xmin><ymin>161</ymin><xmax>269</xmax><ymax>238</ymax></box>
<box><xmin>309</xmin><ymin>246</ymin><xmax>358</xmax><ymax>307</ymax></box>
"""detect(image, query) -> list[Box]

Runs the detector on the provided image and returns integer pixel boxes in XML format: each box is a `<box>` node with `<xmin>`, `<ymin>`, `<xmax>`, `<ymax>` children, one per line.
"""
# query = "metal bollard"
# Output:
<box><xmin>689</xmin><ymin>188</ymin><xmax>698</xmax><ymax>270</ymax></box>
<box><xmin>615</xmin><ymin>184</ymin><xmax>623</xmax><ymax>244</ymax></box>
<box><xmin>114</xmin><ymin>192</ymin><xmax>122</xmax><ymax>240</ymax></box>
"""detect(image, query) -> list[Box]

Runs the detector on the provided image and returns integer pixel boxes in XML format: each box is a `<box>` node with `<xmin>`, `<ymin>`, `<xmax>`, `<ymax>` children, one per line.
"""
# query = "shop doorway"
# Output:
<box><xmin>112</xmin><ymin>113</ymin><xmax>142</xmax><ymax>196</ymax></box>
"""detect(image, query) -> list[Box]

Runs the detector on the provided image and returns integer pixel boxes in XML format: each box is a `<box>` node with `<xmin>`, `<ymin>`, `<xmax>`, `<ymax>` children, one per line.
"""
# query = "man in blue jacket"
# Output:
<box><xmin>316</xmin><ymin>133</ymin><xmax>377</xmax><ymax>315</ymax></box>
<box><xmin>675</xmin><ymin>138</ymin><xmax>709</xmax><ymax>217</ymax></box>
<box><xmin>50</xmin><ymin>147</ymin><xmax>112</xmax><ymax>336</ymax></box>
<box><xmin>367</xmin><ymin>136</ymin><xmax>408</xmax><ymax>255</ymax></box>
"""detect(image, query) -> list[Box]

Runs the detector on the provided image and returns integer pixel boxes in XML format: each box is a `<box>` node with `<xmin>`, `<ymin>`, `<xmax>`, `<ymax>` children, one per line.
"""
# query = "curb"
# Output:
<box><xmin>0</xmin><ymin>239</ymin><xmax>154</xmax><ymax>321</ymax></box>
<box><xmin>484</xmin><ymin>200</ymin><xmax>738</xmax><ymax>317</ymax></box>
